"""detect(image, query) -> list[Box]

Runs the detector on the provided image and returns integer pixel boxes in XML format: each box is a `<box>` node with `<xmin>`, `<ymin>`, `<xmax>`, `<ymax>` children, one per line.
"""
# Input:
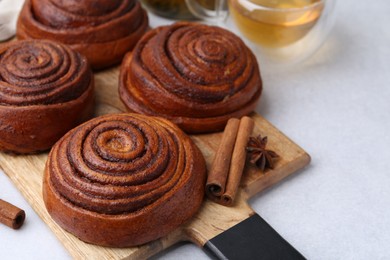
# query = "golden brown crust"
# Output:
<box><xmin>119</xmin><ymin>22</ymin><xmax>262</xmax><ymax>133</ymax></box>
<box><xmin>0</xmin><ymin>40</ymin><xmax>94</xmax><ymax>154</ymax></box>
<box><xmin>17</xmin><ymin>0</ymin><xmax>148</xmax><ymax>69</ymax></box>
<box><xmin>43</xmin><ymin>113</ymin><xmax>206</xmax><ymax>247</ymax></box>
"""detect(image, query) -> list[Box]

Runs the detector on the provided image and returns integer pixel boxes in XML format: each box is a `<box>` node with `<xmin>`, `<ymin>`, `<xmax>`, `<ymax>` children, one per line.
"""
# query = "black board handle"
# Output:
<box><xmin>203</xmin><ymin>214</ymin><xmax>305</xmax><ymax>260</ymax></box>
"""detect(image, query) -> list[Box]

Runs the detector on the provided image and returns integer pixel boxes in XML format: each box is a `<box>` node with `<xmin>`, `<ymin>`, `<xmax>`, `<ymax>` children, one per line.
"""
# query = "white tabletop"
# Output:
<box><xmin>1</xmin><ymin>0</ymin><xmax>390</xmax><ymax>259</ymax></box>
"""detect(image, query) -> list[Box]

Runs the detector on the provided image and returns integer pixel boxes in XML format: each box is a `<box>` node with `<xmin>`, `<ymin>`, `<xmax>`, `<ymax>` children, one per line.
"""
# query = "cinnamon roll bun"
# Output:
<box><xmin>0</xmin><ymin>40</ymin><xmax>94</xmax><ymax>154</ymax></box>
<box><xmin>119</xmin><ymin>22</ymin><xmax>262</xmax><ymax>133</ymax></box>
<box><xmin>43</xmin><ymin>113</ymin><xmax>206</xmax><ymax>247</ymax></box>
<box><xmin>17</xmin><ymin>0</ymin><xmax>148</xmax><ymax>69</ymax></box>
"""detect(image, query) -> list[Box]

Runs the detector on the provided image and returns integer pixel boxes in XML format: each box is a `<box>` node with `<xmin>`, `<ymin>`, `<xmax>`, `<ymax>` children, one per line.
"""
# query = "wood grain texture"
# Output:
<box><xmin>0</xmin><ymin>67</ymin><xmax>310</xmax><ymax>259</ymax></box>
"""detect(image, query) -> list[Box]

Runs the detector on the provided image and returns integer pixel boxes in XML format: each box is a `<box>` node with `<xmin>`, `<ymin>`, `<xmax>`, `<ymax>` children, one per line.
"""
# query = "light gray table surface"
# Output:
<box><xmin>1</xmin><ymin>0</ymin><xmax>389</xmax><ymax>259</ymax></box>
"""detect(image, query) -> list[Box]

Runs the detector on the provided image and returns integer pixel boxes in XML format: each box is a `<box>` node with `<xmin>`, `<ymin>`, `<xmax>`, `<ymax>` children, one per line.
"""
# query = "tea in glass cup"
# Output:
<box><xmin>229</xmin><ymin>0</ymin><xmax>324</xmax><ymax>48</ymax></box>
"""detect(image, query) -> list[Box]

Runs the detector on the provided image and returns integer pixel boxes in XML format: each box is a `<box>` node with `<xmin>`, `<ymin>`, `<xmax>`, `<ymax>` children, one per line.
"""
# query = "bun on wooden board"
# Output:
<box><xmin>119</xmin><ymin>22</ymin><xmax>262</xmax><ymax>133</ymax></box>
<box><xmin>43</xmin><ymin>113</ymin><xmax>206</xmax><ymax>247</ymax></box>
<box><xmin>0</xmin><ymin>40</ymin><xmax>94</xmax><ymax>154</ymax></box>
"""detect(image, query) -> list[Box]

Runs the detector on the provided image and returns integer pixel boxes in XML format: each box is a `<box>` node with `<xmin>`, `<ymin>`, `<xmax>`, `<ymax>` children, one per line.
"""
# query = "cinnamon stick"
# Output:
<box><xmin>206</xmin><ymin>118</ymin><xmax>240</xmax><ymax>197</ymax></box>
<box><xmin>222</xmin><ymin>116</ymin><xmax>254</xmax><ymax>205</ymax></box>
<box><xmin>206</xmin><ymin>116</ymin><xmax>254</xmax><ymax>206</ymax></box>
<box><xmin>0</xmin><ymin>199</ymin><xmax>25</xmax><ymax>229</ymax></box>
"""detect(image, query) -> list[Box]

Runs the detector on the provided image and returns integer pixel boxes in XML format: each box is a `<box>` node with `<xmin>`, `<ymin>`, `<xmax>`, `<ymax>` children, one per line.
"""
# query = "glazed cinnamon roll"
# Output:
<box><xmin>119</xmin><ymin>22</ymin><xmax>262</xmax><ymax>133</ymax></box>
<box><xmin>0</xmin><ymin>40</ymin><xmax>94</xmax><ymax>154</ymax></box>
<box><xmin>43</xmin><ymin>113</ymin><xmax>206</xmax><ymax>247</ymax></box>
<box><xmin>17</xmin><ymin>0</ymin><xmax>148</xmax><ymax>69</ymax></box>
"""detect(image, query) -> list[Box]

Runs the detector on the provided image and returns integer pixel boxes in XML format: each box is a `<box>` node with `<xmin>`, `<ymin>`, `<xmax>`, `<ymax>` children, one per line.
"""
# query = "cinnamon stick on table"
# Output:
<box><xmin>206</xmin><ymin>116</ymin><xmax>254</xmax><ymax>206</ymax></box>
<box><xmin>0</xmin><ymin>199</ymin><xmax>25</xmax><ymax>229</ymax></box>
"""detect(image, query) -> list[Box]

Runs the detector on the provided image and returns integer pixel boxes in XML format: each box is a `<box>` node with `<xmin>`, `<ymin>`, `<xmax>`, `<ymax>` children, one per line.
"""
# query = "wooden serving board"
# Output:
<box><xmin>0</xmin><ymin>67</ymin><xmax>310</xmax><ymax>259</ymax></box>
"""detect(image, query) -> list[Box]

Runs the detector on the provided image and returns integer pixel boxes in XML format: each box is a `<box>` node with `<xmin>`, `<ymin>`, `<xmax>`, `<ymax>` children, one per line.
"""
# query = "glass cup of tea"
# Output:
<box><xmin>185</xmin><ymin>0</ymin><xmax>337</xmax><ymax>68</ymax></box>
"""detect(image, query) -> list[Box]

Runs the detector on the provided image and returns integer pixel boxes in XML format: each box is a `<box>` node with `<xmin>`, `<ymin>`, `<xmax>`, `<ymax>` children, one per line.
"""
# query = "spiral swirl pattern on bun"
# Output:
<box><xmin>17</xmin><ymin>0</ymin><xmax>148</xmax><ymax>69</ymax></box>
<box><xmin>119</xmin><ymin>22</ymin><xmax>262</xmax><ymax>133</ymax></box>
<box><xmin>0</xmin><ymin>40</ymin><xmax>94</xmax><ymax>154</ymax></box>
<box><xmin>0</xmin><ymin>40</ymin><xmax>90</xmax><ymax>105</ymax></box>
<box><xmin>43</xmin><ymin>113</ymin><xmax>206</xmax><ymax>247</ymax></box>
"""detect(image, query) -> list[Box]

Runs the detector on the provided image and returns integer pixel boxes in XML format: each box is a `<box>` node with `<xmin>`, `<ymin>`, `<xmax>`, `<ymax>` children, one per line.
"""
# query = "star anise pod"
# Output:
<box><xmin>246</xmin><ymin>135</ymin><xmax>280</xmax><ymax>171</ymax></box>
